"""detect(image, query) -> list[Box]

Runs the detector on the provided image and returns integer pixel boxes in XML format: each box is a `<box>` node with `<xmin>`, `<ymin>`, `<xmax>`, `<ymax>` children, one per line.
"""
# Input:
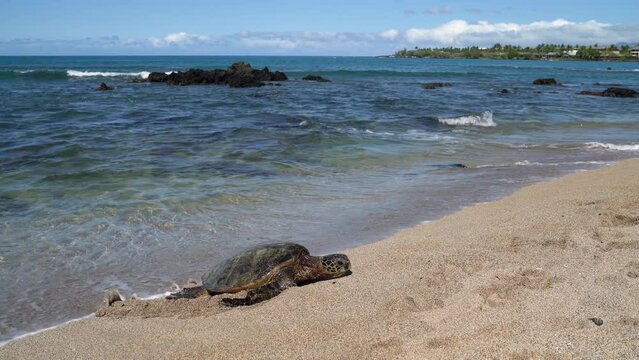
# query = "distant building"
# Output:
<box><xmin>564</xmin><ymin>49</ymin><xmax>578</xmax><ymax>56</ymax></box>
<box><xmin>631</xmin><ymin>48</ymin><xmax>639</xmax><ymax>58</ymax></box>
<box><xmin>601</xmin><ymin>50</ymin><xmax>620</xmax><ymax>57</ymax></box>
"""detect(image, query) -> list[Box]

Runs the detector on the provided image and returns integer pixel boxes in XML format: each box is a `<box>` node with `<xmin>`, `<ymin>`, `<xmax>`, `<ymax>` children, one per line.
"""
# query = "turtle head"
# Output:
<box><xmin>319</xmin><ymin>254</ymin><xmax>351</xmax><ymax>278</ymax></box>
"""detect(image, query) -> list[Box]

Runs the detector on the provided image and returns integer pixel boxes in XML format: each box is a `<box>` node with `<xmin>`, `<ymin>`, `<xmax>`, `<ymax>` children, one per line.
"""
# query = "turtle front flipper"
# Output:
<box><xmin>166</xmin><ymin>285</ymin><xmax>208</xmax><ymax>300</ymax></box>
<box><xmin>221</xmin><ymin>269</ymin><xmax>297</xmax><ymax>306</ymax></box>
<box><xmin>221</xmin><ymin>283</ymin><xmax>283</xmax><ymax>306</ymax></box>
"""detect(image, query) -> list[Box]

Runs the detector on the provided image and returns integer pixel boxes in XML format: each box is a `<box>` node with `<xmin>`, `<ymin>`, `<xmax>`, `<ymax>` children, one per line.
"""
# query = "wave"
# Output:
<box><xmin>438</xmin><ymin>111</ymin><xmax>496</xmax><ymax>127</ymax></box>
<box><xmin>586</xmin><ymin>142</ymin><xmax>639</xmax><ymax>151</ymax></box>
<box><xmin>476</xmin><ymin>160</ymin><xmax>610</xmax><ymax>168</ymax></box>
<box><xmin>66</xmin><ymin>70</ymin><xmax>151</xmax><ymax>78</ymax></box>
<box><xmin>0</xmin><ymin>69</ymin><xmax>160</xmax><ymax>80</ymax></box>
<box><xmin>496</xmin><ymin>141</ymin><xmax>639</xmax><ymax>152</ymax></box>
<box><xmin>289</xmin><ymin>69</ymin><xmax>486</xmax><ymax>78</ymax></box>
<box><xmin>0</xmin><ymin>70</ymin><xmax>69</xmax><ymax>80</ymax></box>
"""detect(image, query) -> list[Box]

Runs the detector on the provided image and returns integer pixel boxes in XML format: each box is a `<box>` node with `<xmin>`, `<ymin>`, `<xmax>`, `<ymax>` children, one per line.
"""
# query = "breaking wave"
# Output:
<box><xmin>438</xmin><ymin>111</ymin><xmax>496</xmax><ymax>127</ymax></box>
<box><xmin>476</xmin><ymin>160</ymin><xmax>610</xmax><ymax>168</ymax></box>
<box><xmin>586</xmin><ymin>142</ymin><xmax>639</xmax><ymax>151</ymax></box>
<box><xmin>66</xmin><ymin>70</ymin><xmax>151</xmax><ymax>78</ymax></box>
<box><xmin>0</xmin><ymin>69</ymin><xmax>160</xmax><ymax>80</ymax></box>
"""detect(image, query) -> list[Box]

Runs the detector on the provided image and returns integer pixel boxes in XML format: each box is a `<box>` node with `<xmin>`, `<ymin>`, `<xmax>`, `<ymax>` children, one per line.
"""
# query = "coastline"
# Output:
<box><xmin>2</xmin><ymin>158</ymin><xmax>639</xmax><ymax>358</ymax></box>
<box><xmin>382</xmin><ymin>55</ymin><xmax>639</xmax><ymax>62</ymax></box>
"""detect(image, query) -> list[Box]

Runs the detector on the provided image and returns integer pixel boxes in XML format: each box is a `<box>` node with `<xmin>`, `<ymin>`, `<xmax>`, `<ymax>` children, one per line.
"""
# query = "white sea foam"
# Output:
<box><xmin>401</xmin><ymin>130</ymin><xmax>455</xmax><ymax>142</ymax></box>
<box><xmin>438</xmin><ymin>111</ymin><xmax>496</xmax><ymax>127</ymax></box>
<box><xmin>477</xmin><ymin>160</ymin><xmax>610</xmax><ymax>168</ymax></box>
<box><xmin>586</xmin><ymin>142</ymin><xmax>639</xmax><ymax>151</ymax></box>
<box><xmin>133</xmin><ymin>291</ymin><xmax>174</xmax><ymax>300</ymax></box>
<box><xmin>66</xmin><ymin>70</ymin><xmax>152</xmax><ymax>78</ymax></box>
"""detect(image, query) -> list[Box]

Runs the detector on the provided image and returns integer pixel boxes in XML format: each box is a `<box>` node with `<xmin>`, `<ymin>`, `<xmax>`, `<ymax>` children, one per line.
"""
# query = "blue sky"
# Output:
<box><xmin>1</xmin><ymin>0</ymin><xmax>638</xmax><ymax>55</ymax></box>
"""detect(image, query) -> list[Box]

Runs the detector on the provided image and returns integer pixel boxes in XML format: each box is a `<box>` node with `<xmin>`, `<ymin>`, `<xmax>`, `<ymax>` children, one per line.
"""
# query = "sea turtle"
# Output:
<box><xmin>167</xmin><ymin>242</ymin><xmax>351</xmax><ymax>306</ymax></box>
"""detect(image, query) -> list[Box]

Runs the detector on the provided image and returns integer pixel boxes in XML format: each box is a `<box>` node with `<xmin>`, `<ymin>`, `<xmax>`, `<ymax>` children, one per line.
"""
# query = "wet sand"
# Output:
<box><xmin>1</xmin><ymin>159</ymin><xmax>638</xmax><ymax>359</ymax></box>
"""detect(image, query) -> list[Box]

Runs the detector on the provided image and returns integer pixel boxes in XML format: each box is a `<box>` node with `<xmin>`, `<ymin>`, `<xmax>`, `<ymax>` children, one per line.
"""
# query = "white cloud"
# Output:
<box><xmin>380</xmin><ymin>29</ymin><xmax>400</xmax><ymax>40</ymax></box>
<box><xmin>404</xmin><ymin>19</ymin><xmax>637</xmax><ymax>47</ymax></box>
<box><xmin>149</xmin><ymin>32</ymin><xmax>211</xmax><ymax>47</ymax></box>
<box><xmin>241</xmin><ymin>37</ymin><xmax>298</xmax><ymax>49</ymax></box>
<box><xmin>230</xmin><ymin>31</ymin><xmax>389</xmax><ymax>53</ymax></box>
<box><xmin>2</xmin><ymin>20</ymin><xmax>638</xmax><ymax>55</ymax></box>
<box><xmin>465</xmin><ymin>8</ymin><xmax>483</xmax><ymax>14</ymax></box>
<box><xmin>424</xmin><ymin>7</ymin><xmax>453</xmax><ymax>15</ymax></box>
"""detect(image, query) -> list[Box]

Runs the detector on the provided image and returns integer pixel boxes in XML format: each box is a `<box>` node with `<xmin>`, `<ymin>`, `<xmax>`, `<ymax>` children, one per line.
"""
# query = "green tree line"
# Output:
<box><xmin>393</xmin><ymin>43</ymin><xmax>639</xmax><ymax>61</ymax></box>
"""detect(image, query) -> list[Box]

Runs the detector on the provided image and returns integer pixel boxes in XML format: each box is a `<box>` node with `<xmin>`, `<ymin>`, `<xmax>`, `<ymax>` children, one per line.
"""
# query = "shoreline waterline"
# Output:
<box><xmin>1</xmin><ymin>157</ymin><xmax>638</xmax><ymax>358</ymax></box>
<box><xmin>0</xmin><ymin>158</ymin><xmax>626</xmax><ymax>348</ymax></box>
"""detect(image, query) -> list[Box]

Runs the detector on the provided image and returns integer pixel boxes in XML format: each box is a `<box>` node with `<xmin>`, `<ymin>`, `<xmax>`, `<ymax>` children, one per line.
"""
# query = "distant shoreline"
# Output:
<box><xmin>379</xmin><ymin>55</ymin><xmax>639</xmax><ymax>62</ymax></box>
<box><xmin>388</xmin><ymin>44</ymin><xmax>639</xmax><ymax>62</ymax></box>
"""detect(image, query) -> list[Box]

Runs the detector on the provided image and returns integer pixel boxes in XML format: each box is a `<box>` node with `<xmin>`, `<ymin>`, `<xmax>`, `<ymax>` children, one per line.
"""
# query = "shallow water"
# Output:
<box><xmin>1</xmin><ymin>56</ymin><xmax>638</xmax><ymax>342</ymax></box>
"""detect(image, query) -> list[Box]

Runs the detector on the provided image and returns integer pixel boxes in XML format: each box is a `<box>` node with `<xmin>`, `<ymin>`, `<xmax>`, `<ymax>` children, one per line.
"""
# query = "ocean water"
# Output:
<box><xmin>1</xmin><ymin>56</ymin><xmax>638</xmax><ymax>343</ymax></box>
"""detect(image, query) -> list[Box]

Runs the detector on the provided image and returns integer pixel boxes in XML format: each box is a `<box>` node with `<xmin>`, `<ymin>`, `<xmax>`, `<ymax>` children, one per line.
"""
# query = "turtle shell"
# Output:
<box><xmin>202</xmin><ymin>243</ymin><xmax>309</xmax><ymax>294</ymax></box>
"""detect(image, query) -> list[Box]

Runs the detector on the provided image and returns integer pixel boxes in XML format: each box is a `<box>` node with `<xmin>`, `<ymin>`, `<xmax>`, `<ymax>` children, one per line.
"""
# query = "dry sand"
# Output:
<box><xmin>2</xmin><ymin>159</ymin><xmax>639</xmax><ymax>359</ymax></box>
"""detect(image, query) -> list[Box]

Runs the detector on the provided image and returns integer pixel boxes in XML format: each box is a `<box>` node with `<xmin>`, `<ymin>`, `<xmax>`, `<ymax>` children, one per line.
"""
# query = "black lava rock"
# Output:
<box><xmin>270</xmin><ymin>71</ymin><xmax>288</xmax><ymax>81</ymax></box>
<box><xmin>533</xmin><ymin>78</ymin><xmax>558</xmax><ymax>86</ymax></box>
<box><xmin>141</xmin><ymin>62</ymin><xmax>287</xmax><ymax>88</ymax></box>
<box><xmin>226</xmin><ymin>72</ymin><xmax>265</xmax><ymax>88</ymax></box>
<box><xmin>147</xmin><ymin>72</ymin><xmax>169</xmax><ymax>82</ymax></box>
<box><xmin>422</xmin><ymin>82</ymin><xmax>452</xmax><ymax>89</ymax></box>
<box><xmin>302</xmin><ymin>75</ymin><xmax>331</xmax><ymax>82</ymax></box>
<box><xmin>97</xmin><ymin>82</ymin><xmax>113</xmax><ymax>91</ymax></box>
<box><xmin>578</xmin><ymin>87</ymin><xmax>639</xmax><ymax>98</ymax></box>
<box><xmin>602</xmin><ymin>87</ymin><xmax>639</xmax><ymax>97</ymax></box>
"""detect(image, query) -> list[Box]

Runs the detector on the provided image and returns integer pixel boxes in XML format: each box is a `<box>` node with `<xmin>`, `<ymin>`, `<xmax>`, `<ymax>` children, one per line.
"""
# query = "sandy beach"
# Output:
<box><xmin>2</xmin><ymin>159</ymin><xmax>638</xmax><ymax>359</ymax></box>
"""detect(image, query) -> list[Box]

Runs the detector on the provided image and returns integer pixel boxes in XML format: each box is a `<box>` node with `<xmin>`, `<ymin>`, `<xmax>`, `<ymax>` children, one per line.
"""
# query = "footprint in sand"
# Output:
<box><xmin>478</xmin><ymin>269</ymin><xmax>558</xmax><ymax>308</ymax></box>
<box><xmin>625</xmin><ymin>261</ymin><xmax>639</xmax><ymax>279</ymax></box>
<box><xmin>597</xmin><ymin>207</ymin><xmax>639</xmax><ymax>228</ymax></box>
<box><xmin>370</xmin><ymin>337</ymin><xmax>402</xmax><ymax>350</ymax></box>
<box><xmin>592</xmin><ymin>228</ymin><xmax>639</xmax><ymax>252</ymax></box>
<box><xmin>509</xmin><ymin>229</ymin><xmax>572</xmax><ymax>250</ymax></box>
<box><xmin>425</xmin><ymin>336</ymin><xmax>457</xmax><ymax>349</ymax></box>
<box><xmin>383</xmin><ymin>294</ymin><xmax>445</xmax><ymax>314</ymax></box>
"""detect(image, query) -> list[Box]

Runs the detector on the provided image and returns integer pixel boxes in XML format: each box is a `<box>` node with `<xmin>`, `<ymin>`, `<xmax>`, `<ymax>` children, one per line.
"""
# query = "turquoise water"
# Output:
<box><xmin>1</xmin><ymin>56</ymin><xmax>638</xmax><ymax>342</ymax></box>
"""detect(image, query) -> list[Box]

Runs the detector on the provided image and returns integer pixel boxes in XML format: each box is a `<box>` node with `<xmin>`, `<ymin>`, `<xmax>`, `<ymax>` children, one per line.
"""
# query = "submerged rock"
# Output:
<box><xmin>302</xmin><ymin>75</ymin><xmax>331</xmax><ymax>82</ymax></box>
<box><xmin>422</xmin><ymin>82</ymin><xmax>452</xmax><ymax>89</ymax></box>
<box><xmin>578</xmin><ymin>90</ymin><xmax>603</xmax><ymax>96</ymax></box>
<box><xmin>143</xmin><ymin>62</ymin><xmax>287</xmax><ymax>88</ymax></box>
<box><xmin>97</xmin><ymin>82</ymin><xmax>114</xmax><ymax>91</ymax></box>
<box><xmin>533</xmin><ymin>78</ymin><xmax>558</xmax><ymax>86</ymax></box>
<box><xmin>578</xmin><ymin>87</ymin><xmax>639</xmax><ymax>98</ymax></box>
<box><xmin>602</xmin><ymin>87</ymin><xmax>639</xmax><ymax>97</ymax></box>
<box><xmin>593</xmin><ymin>82</ymin><xmax>623</xmax><ymax>86</ymax></box>
<box><xmin>433</xmin><ymin>163</ymin><xmax>467</xmax><ymax>169</ymax></box>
